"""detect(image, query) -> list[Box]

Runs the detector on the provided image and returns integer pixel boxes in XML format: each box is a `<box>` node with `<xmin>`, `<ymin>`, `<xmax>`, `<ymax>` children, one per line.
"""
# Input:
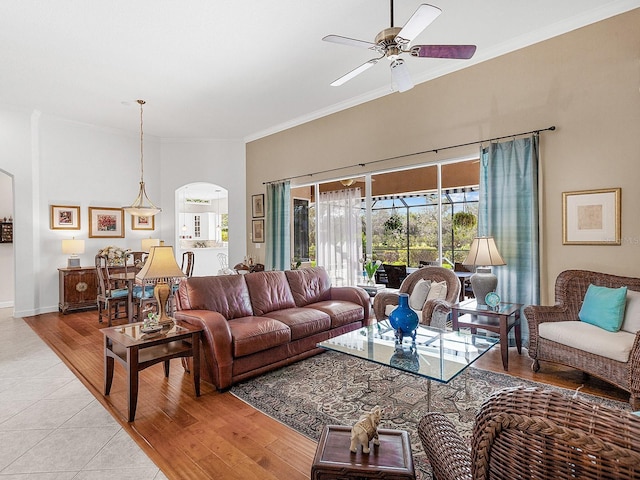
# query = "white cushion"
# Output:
<box><xmin>409</xmin><ymin>279</ymin><xmax>431</xmax><ymax>310</ymax></box>
<box><xmin>426</xmin><ymin>281</ymin><xmax>448</xmax><ymax>302</ymax></box>
<box><xmin>539</xmin><ymin>321</ymin><xmax>635</xmax><ymax>363</ymax></box>
<box><xmin>622</xmin><ymin>289</ymin><xmax>640</xmax><ymax>333</ymax></box>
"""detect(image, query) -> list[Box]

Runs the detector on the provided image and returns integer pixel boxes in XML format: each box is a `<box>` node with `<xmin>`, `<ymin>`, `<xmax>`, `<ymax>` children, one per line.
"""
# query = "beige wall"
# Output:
<box><xmin>247</xmin><ymin>9</ymin><xmax>640</xmax><ymax>304</ymax></box>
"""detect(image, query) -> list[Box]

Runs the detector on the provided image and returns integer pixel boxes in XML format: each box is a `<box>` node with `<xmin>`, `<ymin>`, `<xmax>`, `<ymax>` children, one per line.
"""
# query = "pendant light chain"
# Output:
<box><xmin>138</xmin><ymin>99</ymin><xmax>145</xmax><ymax>185</ymax></box>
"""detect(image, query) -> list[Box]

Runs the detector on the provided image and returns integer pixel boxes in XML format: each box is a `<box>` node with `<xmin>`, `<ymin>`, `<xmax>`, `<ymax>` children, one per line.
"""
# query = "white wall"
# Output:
<box><xmin>0</xmin><ymin>172</ymin><xmax>14</xmax><ymax>307</ymax></box>
<box><xmin>160</xmin><ymin>139</ymin><xmax>246</xmax><ymax>271</ymax></box>
<box><xmin>0</xmin><ymin>107</ymin><xmax>246</xmax><ymax>316</ymax></box>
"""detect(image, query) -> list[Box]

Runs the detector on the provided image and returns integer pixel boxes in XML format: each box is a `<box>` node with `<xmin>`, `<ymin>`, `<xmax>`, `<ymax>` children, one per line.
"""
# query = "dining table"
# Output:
<box><xmin>109</xmin><ymin>271</ymin><xmax>137</xmax><ymax>323</ymax></box>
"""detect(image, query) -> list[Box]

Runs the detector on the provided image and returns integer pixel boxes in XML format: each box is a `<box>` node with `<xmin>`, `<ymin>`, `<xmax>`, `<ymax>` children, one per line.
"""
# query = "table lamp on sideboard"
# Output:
<box><xmin>62</xmin><ymin>238</ymin><xmax>85</xmax><ymax>268</ymax></box>
<box><xmin>462</xmin><ymin>236</ymin><xmax>506</xmax><ymax>305</ymax></box>
<box><xmin>135</xmin><ymin>245</ymin><xmax>186</xmax><ymax>325</ymax></box>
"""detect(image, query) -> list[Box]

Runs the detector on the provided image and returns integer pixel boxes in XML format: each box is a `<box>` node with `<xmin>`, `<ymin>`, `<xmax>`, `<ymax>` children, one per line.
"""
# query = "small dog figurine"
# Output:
<box><xmin>349</xmin><ymin>406</ymin><xmax>382</xmax><ymax>453</ymax></box>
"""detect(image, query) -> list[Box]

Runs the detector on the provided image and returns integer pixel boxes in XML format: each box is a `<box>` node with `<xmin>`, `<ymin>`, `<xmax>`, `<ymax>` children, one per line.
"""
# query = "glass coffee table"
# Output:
<box><xmin>318</xmin><ymin>320</ymin><xmax>498</xmax><ymax>410</ymax></box>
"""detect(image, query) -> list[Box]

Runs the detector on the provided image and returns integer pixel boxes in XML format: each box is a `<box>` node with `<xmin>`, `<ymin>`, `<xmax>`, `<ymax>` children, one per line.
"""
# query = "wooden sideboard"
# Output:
<box><xmin>58</xmin><ymin>267</ymin><xmax>98</xmax><ymax>313</ymax></box>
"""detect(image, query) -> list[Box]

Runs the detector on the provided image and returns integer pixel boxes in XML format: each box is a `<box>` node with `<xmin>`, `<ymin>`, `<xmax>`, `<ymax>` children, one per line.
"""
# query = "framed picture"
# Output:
<box><xmin>131</xmin><ymin>214</ymin><xmax>155</xmax><ymax>231</ymax></box>
<box><xmin>50</xmin><ymin>205</ymin><xmax>80</xmax><ymax>230</ymax></box>
<box><xmin>252</xmin><ymin>194</ymin><xmax>265</xmax><ymax>218</ymax></box>
<box><xmin>562</xmin><ymin>188</ymin><xmax>621</xmax><ymax>245</ymax></box>
<box><xmin>88</xmin><ymin>207</ymin><xmax>125</xmax><ymax>238</ymax></box>
<box><xmin>252</xmin><ymin>219</ymin><xmax>265</xmax><ymax>243</ymax></box>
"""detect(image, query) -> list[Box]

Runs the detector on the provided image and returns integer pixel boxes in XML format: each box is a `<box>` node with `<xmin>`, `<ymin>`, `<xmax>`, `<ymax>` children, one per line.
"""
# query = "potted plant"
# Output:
<box><xmin>452</xmin><ymin>211</ymin><xmax>477</xmax><ymax>230</ymax></box>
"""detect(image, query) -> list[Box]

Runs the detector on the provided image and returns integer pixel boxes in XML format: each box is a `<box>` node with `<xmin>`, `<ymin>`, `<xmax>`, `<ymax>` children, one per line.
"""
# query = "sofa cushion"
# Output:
<box><xmin>227</xmin><ymin>316</ymin><xmax>291</xmax><ymax>357</ymax></box>
<box><xmin>539</xmin><ymin>320</ymin><xmax>635</xmax><ymax>363</ymax></box>
<box><xmin>244</xmin><ymin>271</ymin><xmax>296</xmax><ymax>316</ymax></box>
<box><xmin>264</xmin><ymin>308</ymin><xmax>331</xmax><ymax>340</ymax></box>
<box><xmin>578</xmin><ymin>284</ymin><xmax>627</xmax><ymax>332</ymax></box>
<box><xmin>622</xmin><ymin>289</ymin><xmax>640</xmax><ymax>333</ymax></box>
<box><xmin>178</xmin><ymin>275</ymin><xmax>253</xmax><ymax>319</ymax></box>
<box><xmin>306</xmin><ymin>300</ymin><xmax>364</xmax><ymax>328</ymax></box>
<box><xmin>285</xmin><ymin>267</ymin><xmax>332</xmax><ymax>307</ymax></box>
<box><xmin>409</xmin><ymin>279</ymin><xmax>431</xmax><ymax>310</ymax></box>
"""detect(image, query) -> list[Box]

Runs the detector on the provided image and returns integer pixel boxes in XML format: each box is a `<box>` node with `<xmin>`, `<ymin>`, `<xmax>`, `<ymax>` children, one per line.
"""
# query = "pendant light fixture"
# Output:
<box><xmin>124</xmin><ymin>100</ymin><xmax>161</xmax><ymax>217</ymax></box>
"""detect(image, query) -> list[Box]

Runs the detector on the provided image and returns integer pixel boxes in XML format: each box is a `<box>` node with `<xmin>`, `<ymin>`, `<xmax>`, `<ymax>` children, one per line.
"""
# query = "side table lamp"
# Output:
<box><xmin>462</xmin><ymin>236</ymin><xmax>506</xmax><ymax>306</ymax></box>
<box><xmin>62</xmin><ymin>238</ymin><xmax>85</xmax><ymax>268</ymax></box>
<box><xmin>135</xmin><ymin>245</ymin><xmax>186</xmax><ymax>325</ymax></box>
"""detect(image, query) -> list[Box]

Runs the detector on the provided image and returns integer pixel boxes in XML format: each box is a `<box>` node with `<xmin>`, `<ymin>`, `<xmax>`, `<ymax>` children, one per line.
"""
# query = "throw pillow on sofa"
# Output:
<box><xmin>622</xmin><ymin>289</ymin><xmax>640</xmax><ymax>333</ymax></box>
<box><xmin>409</xmin><ymin>279</ymin><xmax>431</xmax><ymax>310</ymax></box>
<box><xmin>578</xmin><ymin>284</ymin><xmax>627</xmax><ymax>332</ymax></box>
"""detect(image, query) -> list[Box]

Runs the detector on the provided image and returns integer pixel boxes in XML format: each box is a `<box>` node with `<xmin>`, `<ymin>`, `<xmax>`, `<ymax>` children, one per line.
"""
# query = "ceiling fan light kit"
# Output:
<box><xmin>323</xmin><ymin>1</ymin><xmax>476</xmax><ymax>93</ymax></box>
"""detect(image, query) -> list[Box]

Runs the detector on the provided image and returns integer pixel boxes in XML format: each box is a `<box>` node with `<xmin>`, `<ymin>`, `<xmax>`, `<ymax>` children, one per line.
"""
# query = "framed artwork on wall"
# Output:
<box><xmin>89</xmin><ymin>207</ymin><xmax>125</xmax><ymax>238</ymax></box>
<box><xmin>252</xmin><ymin>194</ymin><xmax>265</xmax><ymax>218</ymax></box>
<box><xmin>50</xmin><ymin>205</ymin><xmax>81</xmax><ymax>230</ymax></box>
<box><xmin>131</xmin><ymin>214</ymin><xmax>155</xmax><ymax>230</ymax></box>
<box><xmin>252</xmin><ymin>219</ymin><xmax>265</xmax><ymax>243</ymax></box>
<box><xmin>562</xmin><ymin>188</ymin><xmax>621</xmax><ymax>245</ymax></box>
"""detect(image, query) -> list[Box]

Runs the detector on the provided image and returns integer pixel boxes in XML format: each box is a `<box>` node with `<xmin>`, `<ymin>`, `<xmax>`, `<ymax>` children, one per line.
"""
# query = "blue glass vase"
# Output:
<box><xmin>388</xmin><ymin>293</ymin><xmax>419</xmax><ymax>343</ymax></box>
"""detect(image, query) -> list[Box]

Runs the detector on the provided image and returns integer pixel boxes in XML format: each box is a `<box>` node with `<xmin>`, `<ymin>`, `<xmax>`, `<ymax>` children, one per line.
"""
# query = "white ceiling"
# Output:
<box><xmin>1</xmin><ymin>1</ymin><xmax>637</xmax><ymax>141</ymax></box>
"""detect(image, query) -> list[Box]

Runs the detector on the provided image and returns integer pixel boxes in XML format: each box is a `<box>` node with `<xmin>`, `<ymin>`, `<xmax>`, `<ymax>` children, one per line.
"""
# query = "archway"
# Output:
<box><xmin>175</xmin><ymin>182</ymin><xmax>228</xmax><ymax>276</ymax></box>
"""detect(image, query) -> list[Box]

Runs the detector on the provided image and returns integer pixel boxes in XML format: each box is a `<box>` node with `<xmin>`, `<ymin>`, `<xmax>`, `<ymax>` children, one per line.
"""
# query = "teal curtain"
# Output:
<box><xmin>478</xmin><ymin>135</ymin><xmax>540</xmax><ymax>343</ymax></box>
<box><xmin>265</xmin><ymin>181</ymin><xmax>291</xmax><ymax>271</ymax></box>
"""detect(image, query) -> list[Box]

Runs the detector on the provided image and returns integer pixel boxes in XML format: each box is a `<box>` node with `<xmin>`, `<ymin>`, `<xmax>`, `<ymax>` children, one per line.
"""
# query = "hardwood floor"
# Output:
<box><xmin>23</xmin><ymin>310</ymin><xmax>629</xmax><ymax>479</ymax></box>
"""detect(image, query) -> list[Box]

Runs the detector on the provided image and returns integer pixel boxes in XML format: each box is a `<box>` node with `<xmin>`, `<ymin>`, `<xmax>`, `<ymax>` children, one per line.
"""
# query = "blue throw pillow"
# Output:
<box><xmin>578</xmin><ymin>284</ymin><xmax>628</xmax><ymax>332</ymax></box>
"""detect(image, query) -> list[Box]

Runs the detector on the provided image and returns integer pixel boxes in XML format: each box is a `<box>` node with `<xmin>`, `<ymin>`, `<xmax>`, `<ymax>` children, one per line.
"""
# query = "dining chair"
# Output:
<box><xmin>181</xmin><ymin>251</ymin><xmax>195</xmax><ymax>277</ymax></box>
<box><xmin>381</xmin><ymin>264</ymin><xmax>407</xmax><ymax>289</ymax></box>
<box><xmin>95</xmin><ymin>254</ymin><xmax>129</xmax><ymax>326</ymax></box>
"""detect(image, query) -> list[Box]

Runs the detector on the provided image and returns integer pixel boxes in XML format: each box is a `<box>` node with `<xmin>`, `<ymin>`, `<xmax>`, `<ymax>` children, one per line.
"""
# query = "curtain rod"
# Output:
<box><xmin>263</xmin><ymin>125</ymin><xmax>556</xmax><ymax>185</ymax></box>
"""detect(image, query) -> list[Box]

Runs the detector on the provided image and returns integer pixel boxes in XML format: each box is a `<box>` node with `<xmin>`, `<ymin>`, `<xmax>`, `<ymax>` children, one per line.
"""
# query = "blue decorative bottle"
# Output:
<box><xmin>388</xmin><ymin>293</ymin><xmax>419</xmax><ymax>344</ymax></box>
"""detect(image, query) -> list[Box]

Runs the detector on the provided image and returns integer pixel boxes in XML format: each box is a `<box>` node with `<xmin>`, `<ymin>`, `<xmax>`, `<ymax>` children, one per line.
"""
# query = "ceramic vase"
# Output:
<box><xmin>388</xmin><ymin>293</ymin><xmax>419</xmax><ymax>343</ymax></box>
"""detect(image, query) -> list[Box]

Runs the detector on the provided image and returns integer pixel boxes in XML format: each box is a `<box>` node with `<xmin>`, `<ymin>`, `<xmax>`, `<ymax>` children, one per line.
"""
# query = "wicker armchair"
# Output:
<box><xmin>418</xmin><ymin>386</ymin><xmax>640</xmax><ymax>480</ymax></box>
<box><xmin>372</xmin><ymin>266</ymin><xmax>460</xmax><ymax>329</ymax></box>
<box><xmin>525</xmin><ymin>269</ymin><xmax>640</xmax><ymax>409</ymax></box>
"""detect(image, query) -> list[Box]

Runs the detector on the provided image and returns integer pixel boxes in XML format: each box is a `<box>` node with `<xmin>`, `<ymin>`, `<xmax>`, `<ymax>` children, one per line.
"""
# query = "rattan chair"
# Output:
<box><xmin>418</xmin><ymin>386</ymin><xmax>640</xmax><ymax>480</ymax></box>
<box><xmin>526</xmin><ymin>269</ymin><xmax>640</xmax><ymax>409</ymax></box>
<box><xmin>373</xmin><ymin>266</ymin><xmax>460</xmax><ymax>329</ymax></box>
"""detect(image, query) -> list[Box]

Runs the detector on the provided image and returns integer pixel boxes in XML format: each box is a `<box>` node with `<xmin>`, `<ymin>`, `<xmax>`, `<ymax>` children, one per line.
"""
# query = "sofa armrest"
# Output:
<box><xmin>372</xmin><ymin>290</ymin><xmax>400</xmax><ymax>321</ymax></box>
<box><xmin>329</xmin><ymin>286</ymin><xmax>372</xmax><ymax>321</ymax></box>
<box><xmin>418</xmin><ymin>413</ymin><xmax>471</xmax><ymax>480</ymax></box>
<box><xmin>175</xmin><ymin>309</ymin><xmax>234</xmax><ymax>390</ymax></box>
<box><xmin>524</xmin><ymin>304</ymin><xmax>575</xmax><ymax>360</ymax></box>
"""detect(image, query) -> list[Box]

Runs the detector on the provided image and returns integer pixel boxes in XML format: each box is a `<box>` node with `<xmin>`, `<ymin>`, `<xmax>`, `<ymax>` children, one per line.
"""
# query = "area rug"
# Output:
<box><xmin>231</xmin><ymin>351</ymin><xmax>630</xmax><ymax>480</ymax></box>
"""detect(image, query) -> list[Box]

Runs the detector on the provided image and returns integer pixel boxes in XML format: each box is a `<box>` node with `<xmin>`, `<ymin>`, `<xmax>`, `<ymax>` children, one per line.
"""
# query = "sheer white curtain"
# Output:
<box><xmin>317</xmin><ymin>188</ymin><xmax>362</xmax><ymax>286</ymax></box>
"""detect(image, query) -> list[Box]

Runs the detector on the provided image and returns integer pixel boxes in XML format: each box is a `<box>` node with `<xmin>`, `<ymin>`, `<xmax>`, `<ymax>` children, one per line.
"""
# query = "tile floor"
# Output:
<box><xmin>0</xmin><ymin>308</ymin><xmax>168</xmax><ymax>479</ymax></box>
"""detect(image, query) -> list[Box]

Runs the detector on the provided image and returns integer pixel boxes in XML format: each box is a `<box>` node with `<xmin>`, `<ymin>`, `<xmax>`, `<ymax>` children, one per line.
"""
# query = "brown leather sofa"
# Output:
<box><xmin>175</xmin><ymin>266</ymin><xmax>372</xmax><ymax>391</ymax></box>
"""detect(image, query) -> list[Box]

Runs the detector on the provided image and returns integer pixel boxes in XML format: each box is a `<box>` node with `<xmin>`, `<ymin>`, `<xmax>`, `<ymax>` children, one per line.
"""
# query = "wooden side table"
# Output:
<box><xmin>102</xmin><ymin>321</ymin><xmax>202</xmax><ymax>422</ymax></box>
<box><xmin>311</xmin><ymin>425</ymin><xmax>415</xmax><ymax>480</ymax></box>
<box><xmin>451</xmin><ymin>299</ymin><xmax>523</xmax><ymax>370</ymax></box>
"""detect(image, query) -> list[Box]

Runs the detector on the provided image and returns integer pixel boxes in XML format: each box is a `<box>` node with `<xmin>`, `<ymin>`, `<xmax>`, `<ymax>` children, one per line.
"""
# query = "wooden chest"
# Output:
<box><xmin>311</xmin><ymin>425</ymin><xmax>415</xmax><ymax>480</ymax></box>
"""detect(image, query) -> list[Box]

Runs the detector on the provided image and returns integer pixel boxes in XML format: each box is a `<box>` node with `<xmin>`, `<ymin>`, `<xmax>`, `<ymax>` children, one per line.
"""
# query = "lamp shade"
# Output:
<box><xmin>141</xmin><ymin>238</ymin><xmax>160</xmax><ymax>252</ymax></box>
<box><xmin>61</xmin><ymin>239</ymin><xmax>85</xmax><ymax>255</ymax></box>
<box><xmin>136</xmin><ymin>246</ymin><xmax>185</xmax><ymax>282</ymax></box>
<box><xmin>462</xmin><ymin>236</ymin><xmax>506</xmax><ymax>267</ymax></box>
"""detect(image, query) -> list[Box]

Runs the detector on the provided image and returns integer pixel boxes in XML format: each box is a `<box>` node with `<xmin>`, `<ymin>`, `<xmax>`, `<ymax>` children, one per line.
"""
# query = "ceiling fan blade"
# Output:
<box><xmin>410</xmin><ymin>45</ymin><xmax>477</xmax><ymax>59</ymax></box>
<box><xmin>395</xmin><ymin>4</ymin><xmax>442</xmax><ymax>45</ymax></box>
<box><xmin>390</xmin><ymin>59</ymin><xmax>414</xmax><ymax>92</ymax></box>
<box><xmin>323</xmin><ymin>35</ymin><xmax>379</xmax><ymax>51</ymax></box>
<box><xmin>330</xmin><ymin>59</ymin><xmax>380</xmax><ymax>87</ymax></box>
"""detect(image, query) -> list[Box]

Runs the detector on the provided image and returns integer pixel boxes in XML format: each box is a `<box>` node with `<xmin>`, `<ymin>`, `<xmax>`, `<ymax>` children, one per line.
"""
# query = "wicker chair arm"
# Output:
<box><xmin>418</xmin><ymin>413</ymin><xmax>471</xmax><ymax>480</ymax></box>
<box><xmin>372</xmin><ymin>290</ymin><xmax>400</xmax><ymax>321</ymax></box>
<box><xmin>421</xmin><ymin>299</ymin><xmax>453</xmax><ymax>327</ymax></box>
<box><xmin>629</xmin><ymin>332</ymin><xmax>640</xmax><ymax>409</ymax></box>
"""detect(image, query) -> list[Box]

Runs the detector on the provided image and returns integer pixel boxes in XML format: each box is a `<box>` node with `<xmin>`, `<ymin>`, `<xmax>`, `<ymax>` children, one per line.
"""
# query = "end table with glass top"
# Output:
<box><xmin>451</xmin><ymin>298</ymin><xmax>523</xmax><ymax>371</ymax></box>
<box><xmin>102</xmin><ymin>320</ymin><xmax>202</xmax><ymax>422</ymax></box>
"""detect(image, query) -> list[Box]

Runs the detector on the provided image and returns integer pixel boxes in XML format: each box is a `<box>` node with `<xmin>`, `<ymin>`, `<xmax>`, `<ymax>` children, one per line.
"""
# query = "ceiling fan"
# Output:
<box><xmin>323</xmin><ymin>1</ymin><xmax>476</xmax><ymax>92</ymax></box>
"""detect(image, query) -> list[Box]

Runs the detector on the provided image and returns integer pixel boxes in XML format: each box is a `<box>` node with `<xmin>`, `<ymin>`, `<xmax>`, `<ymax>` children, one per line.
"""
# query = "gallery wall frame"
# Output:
<box><xmin>252</xmin><ymin>194</ymin><xmax>264</xmax><ymax>218</ymax></box>
<box><xmin>252</xmin><ymin>219</ymin><xmax>265</xmax><ymax>243</ymax></box>
<box><xmin>89</xmin><ymin>207</ymin><xmax>125</xmax><ymax>238</ymax></box>
<box><xmin>562</xmin><ymin>187</ymin><xmax>621</xmax><ymax>245</ymax></box>
<box><xmin>131</xmin><ymin>214</ymin><xmax>155</xmax><ymax>231</ymax></box>
<box><xmin>50</xmin><ymin>205</ymin><xmax>81</xmax><ymax>230</ymax></box>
